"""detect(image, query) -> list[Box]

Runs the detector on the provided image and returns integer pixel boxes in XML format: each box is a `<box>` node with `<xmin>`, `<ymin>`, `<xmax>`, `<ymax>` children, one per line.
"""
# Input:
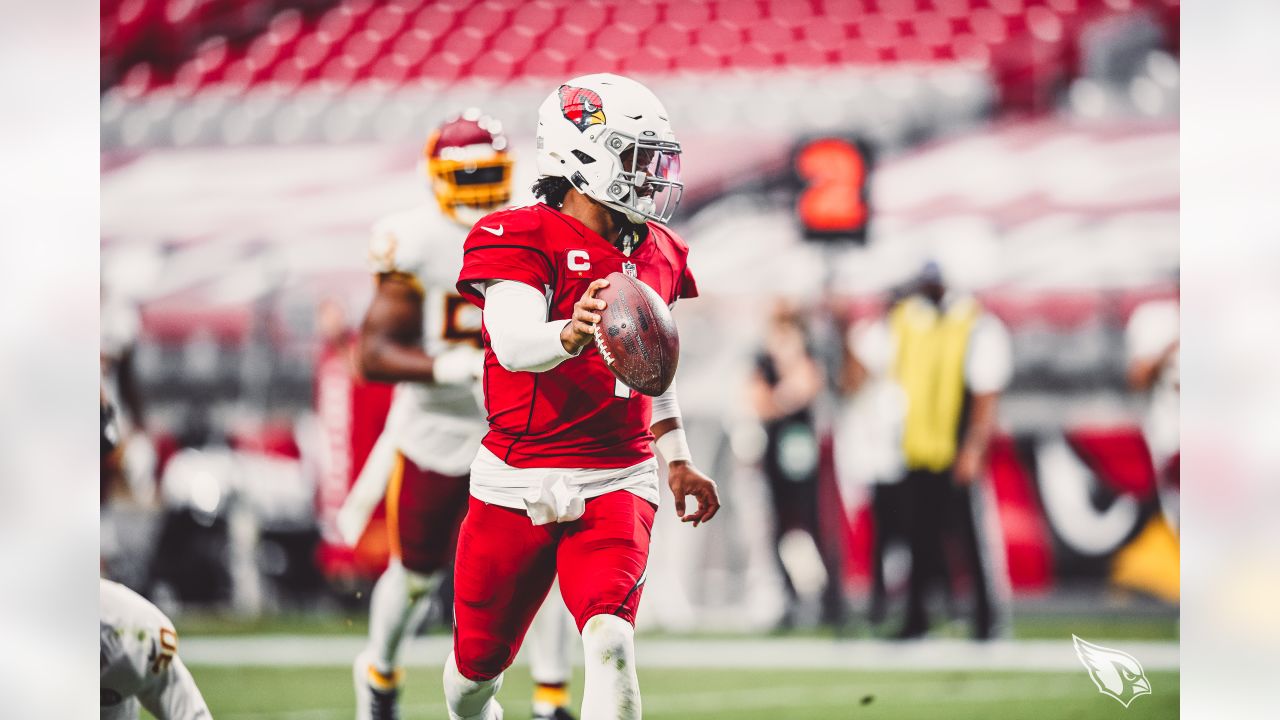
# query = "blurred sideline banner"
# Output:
<box><xmin>839</xmin><ymin>426</ymin><xmax>1179</xmax><ymax>601</ymax></box>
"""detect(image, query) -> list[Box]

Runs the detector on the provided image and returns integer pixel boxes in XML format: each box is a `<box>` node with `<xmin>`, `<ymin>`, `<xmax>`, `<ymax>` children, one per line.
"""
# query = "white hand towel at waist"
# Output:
<box><xmin>523</xmin><ymin>474</ymin><xmax>587</xmax><ymax>526</ymax></box>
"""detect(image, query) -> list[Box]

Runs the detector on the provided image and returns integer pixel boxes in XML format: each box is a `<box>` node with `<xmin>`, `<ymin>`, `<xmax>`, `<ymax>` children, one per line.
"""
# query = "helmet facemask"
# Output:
<box><xmin>424</xmin><ymin>110</ymin><xmax>513</xmax><ymax>226</ymax></box>
<box><xmin>428</xmin><ymin>151</ymin><xmax>512</xmax><ymax>225</ymax></box>
<box><xmin>588</xmin><ymin>131</ymin><xmax>683</xmax><ymax>224</ymax></box>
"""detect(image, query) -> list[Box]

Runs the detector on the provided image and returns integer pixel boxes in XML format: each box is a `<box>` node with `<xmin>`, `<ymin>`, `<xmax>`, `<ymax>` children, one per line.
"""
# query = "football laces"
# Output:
<box><xmin>593</xmin><ymin>325</ymin><xmax>615</xmax><ymax>366</ymax></box>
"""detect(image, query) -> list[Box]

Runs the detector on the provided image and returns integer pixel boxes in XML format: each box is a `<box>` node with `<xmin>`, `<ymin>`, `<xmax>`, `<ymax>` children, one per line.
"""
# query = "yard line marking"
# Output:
<box><xmin>182</xmin><ymin>635</ymin><xmax>1179</xmax><ymax>672</ymax></box>
<box><xmin>215</xmin><ymin>678</ymin><xmax>1107</xmax><ymax>720</ymax></box>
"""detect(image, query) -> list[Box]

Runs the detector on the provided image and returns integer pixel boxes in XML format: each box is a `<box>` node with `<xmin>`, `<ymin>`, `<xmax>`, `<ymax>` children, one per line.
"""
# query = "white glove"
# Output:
<box><xmin>433</xmin><ymin>345</ymin><xmax>485</xmax><ymax>385</ymax></box>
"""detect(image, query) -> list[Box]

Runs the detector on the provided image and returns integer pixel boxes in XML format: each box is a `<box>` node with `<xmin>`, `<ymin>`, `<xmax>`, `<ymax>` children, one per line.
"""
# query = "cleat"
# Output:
<box><xmin>354</xmin><ymin>651</ymin><xmax>403</xmax><ymax>720</ymax></box>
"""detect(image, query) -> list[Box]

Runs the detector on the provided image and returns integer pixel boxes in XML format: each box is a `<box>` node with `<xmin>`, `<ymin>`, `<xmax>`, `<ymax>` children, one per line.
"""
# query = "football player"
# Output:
<box><xmin>100</xmin><ymin>578</ymin><xmax>211</xmax><ymax>719</ymax></box>
<box><xmin>447</xmin><ymin>74</ymin><xmax>720</xmax><ymax>720</ymax></box>
<box><xmin>344</xmin><ymin>110</ymin><xmax>579</xmax><ymax>720</ymax></box>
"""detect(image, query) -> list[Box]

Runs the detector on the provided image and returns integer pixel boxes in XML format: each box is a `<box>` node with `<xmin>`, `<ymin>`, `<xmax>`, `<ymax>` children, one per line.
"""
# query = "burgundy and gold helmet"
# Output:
<box><xmin>424</xmin><ymin>109</ymin><xmax>513</xmax><ymax>225</ymax></box>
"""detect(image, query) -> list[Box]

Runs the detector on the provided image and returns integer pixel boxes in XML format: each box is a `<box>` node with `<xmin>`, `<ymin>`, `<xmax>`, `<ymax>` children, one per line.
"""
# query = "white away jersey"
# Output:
<box><xmin>100</xmin><ymin>579</ymin><xmax>210</xmax><ymax>720</ymax></box>
<box><xmin>368</xmin><ymin>204</ymin><xmax>487</xmax><ymax>474</ymax></box>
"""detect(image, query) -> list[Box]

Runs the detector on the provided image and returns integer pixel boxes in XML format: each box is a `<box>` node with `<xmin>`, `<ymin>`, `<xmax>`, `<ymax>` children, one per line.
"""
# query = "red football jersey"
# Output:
<box><xmin>457</xmin><ymin>203</ymin><xmax>698</xmax><ymax>469</ymax></box>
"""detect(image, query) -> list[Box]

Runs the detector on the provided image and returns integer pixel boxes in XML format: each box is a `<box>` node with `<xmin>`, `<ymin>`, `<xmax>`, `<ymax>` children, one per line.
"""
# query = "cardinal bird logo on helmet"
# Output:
<box><xmin>559</xmin><ymin>85</ymin><xmax>606</xmax><ymax>132</ymax></box>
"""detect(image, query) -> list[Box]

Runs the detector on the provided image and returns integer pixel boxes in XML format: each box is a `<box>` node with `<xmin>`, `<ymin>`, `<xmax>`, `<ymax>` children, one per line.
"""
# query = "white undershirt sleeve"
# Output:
<box><xmin>650</xmin><ymin>380</ymin><xmax>681</xmax><ymax>424</ymax></box>
<box><xmin>483</xmin><ymin>280</ymin><xmax>579</xmax><ymax>373</ymax></box>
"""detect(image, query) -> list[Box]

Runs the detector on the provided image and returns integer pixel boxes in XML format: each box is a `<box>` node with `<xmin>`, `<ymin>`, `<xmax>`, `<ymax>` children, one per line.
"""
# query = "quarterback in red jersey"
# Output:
<box><xmin>446</xmin><ymin>73</ymin><xmax>720</xmax><ymax>720</ymax></box>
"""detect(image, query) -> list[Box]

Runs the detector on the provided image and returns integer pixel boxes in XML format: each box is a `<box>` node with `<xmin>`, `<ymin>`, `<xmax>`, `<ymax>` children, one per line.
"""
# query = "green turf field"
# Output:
<box><xmin>172</xmin><ymin>665</ymin><xmax>1178</xmax><ymax>720</ymax></box>
<box><xmin>171</xmin><ymin>610</ymin><xmax>1178</xmax><ymax>641</ymax></box>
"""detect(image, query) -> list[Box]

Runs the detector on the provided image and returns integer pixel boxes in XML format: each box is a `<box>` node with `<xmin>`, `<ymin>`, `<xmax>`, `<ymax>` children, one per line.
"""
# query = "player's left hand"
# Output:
<box><xmin>953</xmin><ymin>447</ymin><xmax>983</xmax><ymax>487</ymax></box>
<box><xmin>668</xmin><ymin>461</ymin><xmax>720</xmax><ymax>527</ymax></box>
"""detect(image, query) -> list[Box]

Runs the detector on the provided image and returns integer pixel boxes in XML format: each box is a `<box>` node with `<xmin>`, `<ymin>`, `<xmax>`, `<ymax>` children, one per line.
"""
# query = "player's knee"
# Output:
<box><xmin>456</xmin><ymin>635</ymin><xmax>516</xmax><ymax>681</ymax></box>
<box><xmin>581</xmin><ymin>614</ymin><xmax>635</xmax><ymax>669</ymax></box>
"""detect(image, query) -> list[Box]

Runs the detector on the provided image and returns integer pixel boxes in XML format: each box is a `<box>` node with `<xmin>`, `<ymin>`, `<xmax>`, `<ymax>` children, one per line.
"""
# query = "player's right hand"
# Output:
<box><xmin>561</xmin><ymin>278</ymin><xmax>609</xmax><ymax>354</ymax></box>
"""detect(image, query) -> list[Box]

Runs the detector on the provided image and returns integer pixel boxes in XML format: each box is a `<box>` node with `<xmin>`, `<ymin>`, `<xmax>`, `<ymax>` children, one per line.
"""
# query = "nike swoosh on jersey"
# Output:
<box><xmin>481</xmin><ymin>225</ymin><xmax>504</xmax><ymax>236</ymax></box>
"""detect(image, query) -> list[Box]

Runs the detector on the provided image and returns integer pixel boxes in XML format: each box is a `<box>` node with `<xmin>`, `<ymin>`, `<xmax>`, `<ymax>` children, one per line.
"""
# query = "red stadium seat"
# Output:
<box><xmin>342</xmin><ymin>30</ymin><xmax>386</xmax><ymax>70</ymax></box>
<box><xmin>488</xmin><ymin>26</ymin><xmax>540</xmax><ymax>61</ymax></box>
<box><xmin>460</xmin><ymin>1</ymin><xmax>514</xmax><ymax>39</ymax></box>
<box><xmin>365</xmin><ymin>4</ymin><xmax>410</xmax><ymax>41</ymax></box>
<box><xmin>519</xmin><ymin>48</ymin><xmax>572</xmax><ymax>79</ymax></box>
<box><xmin>439</xmin><ymin>28</ymin><xmax>488</xmax><ymax>66</ymax></box>
<box><xmin>909</xmin><ymin>12</ymin><xmax>954</xmax><ymax>46</ymax></box>
<box><xmin>613</xmin><ymin>1</ymin><xmax>660</xmax><ymax>33</ymax></box>
<box><xmin>469</xmin><ymin>52</ymin><xmax>521</xmax><ymax>83</ymax></box>
<box><xmin>541</xmin><ymin>27</ymin><xmax>592</xmax><ymax>58</ymax></box>
<box><xmin>414</xmin><ymin>3</ymin><xmax>462</xmax><ymax>38</ymax></box>
<box><xmin>666</xmin><ymin>2</ymin><xmax>712</xmax><ymax>32</ymax></box>
<box><xmin>567</xmin><ymin>52</ymin><xmax>621</xmax><ymax>77</ymax></box>
<box><xmin>733</xmin><ymin>44</ymin><xmax>781</xmax><ymax>70</ymax></box>
<box><xmin>416</xmin><ymin>51</ymin><xmax>466</xmax><ymax>84</ymax></box>
<box><xmin>367</xmin><ymin>53</ymin><xmax>415</xmax><ymax>86</ymax></box>
<box><xmin>950</xmin><ymin>33</ymin><xmax>993</xmax><ymax>67</ymax></box>
<box><xmin>592</xmin><ymin>25</ymin><xmax>643</xmax><ymax>62</ymax></box>
<box><xmin>696</xmin><ymin>21</ymin><xmax>744</xmax><ymax>57</ymax></box>
<box><xmin>317</xmin><ymin>6</ymin><xmax>358</xmax><ymax>44</ymax></box>
<box><xmin>745</xmin><ymin>19</ymin><xmax>794</xmax><ymax>54</ymax></box>
<box><xmin>816</xmin><ymin>0</ymin><xmax>868</xmax><ymax>24</ymax></box>
<box><xmin>293</xmin><ymin>31</ymin><xmax>340</xmax><ymax>74</ymax></box>
<box><xmin>764</xmin><ymin>0</ymin><xmax>816</xmax><ymax>29</ymax></box>
<box><xmin>780</xmin><ymin>40</ymin><xmax>834</xmax><ymax>68</ymax></box>
<box><xmin>856</xmin><ymin>15</ymin><xmax>901</xmax><ymax>48</ymax></box>
<box><xmin>933</xmin><ymin>0</ymin><xmax>973</xmax><ymax>19</ymax></box>
<box><xmin>970</xmin><ymin>7</ymin><xmax>1010</xmax><ymax>44</ymax></box>
<box><xmin>894</xmin><ymin>38</ymin><xmax>935</xmax><ymax>63</ymax></box>
<box><xmin>715</xmin><ymin>0</ymin><xmax>765</xmax><ymax>28</ymax></box>
<box><xmin>836</xmin><ymin>39</ymin><xmax>879</xmax><ymax>64</ymax></box>
<box><xmin>991</xmin><ymin>0</ymin><xmax>1028</xmax><ymax>16</ymax></box>
<box><xmin>391</xmin><ymin>28</ymin><xmax>440</xmax><ymax>67</ymax></box>
<box><xmin>561</xmin><ymin>0</ymin><xmax>609</xmax><ymax>36</ymax></box>
<box><xmin>875</xmin><ymin>0</ymin><xmax>917</xmax><ymax>20</ymax></box>
<box><xmin>801</xmin><ymin>22</ymin><xmax>849</xmax><ymax>54</ymax></box>
<box><xmin>620</xmin><ymin>46</ymin><xmax>673</xmax><ymax>76</ymax></box>
<box><xmin>674</xmin><ymin>45</ymin><xmax>725</xmax><ymax>74</ymax></box>
<box><xmin>1025</xmin><ymin>6</ymin><xmax>1066</xmax><ymax>43</ymax></box>
<box><xmin>641</xmin><ymin>23</ymin><xmax>693</xmax><ymax>60</ymax></box>
<box><xmin>119</xmin><ymin>62</ymin><xmax>157</xmax><ymax>98</ymax></box>
<box><xmin>510</xmin><ymin>1</ymin><xmax>561</xmax><ymax>37</ymax></box>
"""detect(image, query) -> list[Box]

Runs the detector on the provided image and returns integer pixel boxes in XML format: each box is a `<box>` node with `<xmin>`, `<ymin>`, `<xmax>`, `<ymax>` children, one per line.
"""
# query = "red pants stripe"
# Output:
<box><xmin>386</xmin><ymin>452</ymin><xmax>471</xmax><ymax>574</ymax></box>
<box><xmin>451</xmin><ymin>490</ymin><xmax>657</xmax><ymax>681</ymax></box>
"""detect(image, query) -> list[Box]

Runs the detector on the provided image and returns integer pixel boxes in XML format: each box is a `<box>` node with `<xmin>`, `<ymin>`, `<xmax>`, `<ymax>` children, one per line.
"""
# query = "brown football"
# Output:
<box><xmin>592</xmin><ymin>271</ymin><xmax>680</xmax><ymax>396</ymax></box>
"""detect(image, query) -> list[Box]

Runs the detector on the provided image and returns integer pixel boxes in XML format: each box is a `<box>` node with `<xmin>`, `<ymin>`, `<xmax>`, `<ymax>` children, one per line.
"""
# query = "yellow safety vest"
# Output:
<box><xmin>890</xmin><ymin>295</ymin><xmax>980</xmax><ymax>471</ymax></box>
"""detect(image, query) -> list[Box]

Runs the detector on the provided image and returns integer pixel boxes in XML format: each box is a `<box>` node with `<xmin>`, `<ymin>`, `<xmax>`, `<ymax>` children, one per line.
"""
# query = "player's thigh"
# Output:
<box><xmin>452</xmin><ymin>497</ymin><xmax>559</xmax><ymax>679</ymax></box>
<box><xmin>556</xmin><ymin>490</ymin><xmax>657</xmax><ymax>631</ymax></box>
<box><xmin>391</xmin><ymin>455</ymin><xmax>471</xmax><ymax>574</ymax></box>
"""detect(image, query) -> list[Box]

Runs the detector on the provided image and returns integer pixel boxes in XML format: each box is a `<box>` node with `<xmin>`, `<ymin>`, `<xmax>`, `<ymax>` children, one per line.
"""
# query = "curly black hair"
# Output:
<box><xmin>531</xmin><ymin>176</ymin><xmax>572</xmax><ymax>208</ymax></box>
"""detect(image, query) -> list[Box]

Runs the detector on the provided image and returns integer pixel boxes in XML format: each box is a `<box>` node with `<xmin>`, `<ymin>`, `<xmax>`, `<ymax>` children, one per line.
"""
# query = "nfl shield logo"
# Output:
<box><xmin>622</xmin><ymin>261</ymin><xmax>637</xmax><ymax>278</ymax></box>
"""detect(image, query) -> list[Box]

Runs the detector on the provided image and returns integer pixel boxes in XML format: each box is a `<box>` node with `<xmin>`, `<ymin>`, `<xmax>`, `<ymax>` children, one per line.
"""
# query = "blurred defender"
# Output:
<box><xmin>100</xmin><ymin>579</ymin><xmax>210</xmax><ymax>719</ymax></box>
<box><xmin>341</xmin><ymin>111</ymin><xmax>578</xmax><ymax>720</ymax></box>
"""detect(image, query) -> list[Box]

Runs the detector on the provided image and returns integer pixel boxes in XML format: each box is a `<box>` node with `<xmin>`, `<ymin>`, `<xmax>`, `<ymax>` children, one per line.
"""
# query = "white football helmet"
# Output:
<box><xmin>535</xmin><ymin>73</ymin><xmax>683</xmax><ymax>224</ymax></box>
